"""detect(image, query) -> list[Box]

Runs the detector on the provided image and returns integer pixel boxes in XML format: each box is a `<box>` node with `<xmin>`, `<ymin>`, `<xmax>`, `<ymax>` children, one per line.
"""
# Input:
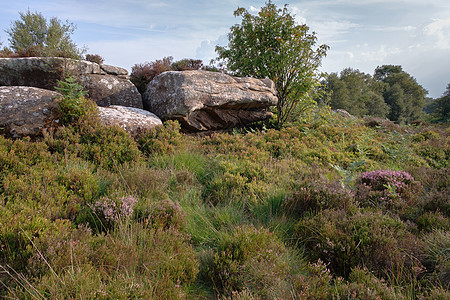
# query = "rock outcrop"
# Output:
<box><xmin>0</xmin><ymin>57</ymin><xmax>143</xmax><ymax>109</ymax></box>
<box><xmin>143</xmin><ymin>70</ymin><xmax>277</xmax><ymax>132</ymax></box>
<box><xmin>0</xmin><ymin>86</ymin><xmax>60</xmax><ymax>138</ymax></box>
<box><xmin>97</xmin><ymin>105</ymin><xmax>162</xmax><ymax>137</ymax></box>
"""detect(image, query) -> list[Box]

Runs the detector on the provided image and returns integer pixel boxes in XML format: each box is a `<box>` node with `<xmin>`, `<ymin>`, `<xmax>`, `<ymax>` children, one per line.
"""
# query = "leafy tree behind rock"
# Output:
<box><xmin>6</xmin><ymin>10</ymin><xmax>83</xmax><ymax>58</ymax></box>
<box><xmin>215</xmin><ymin>1</ymin><xmax>328</xmax><ymax>128</ymax></box>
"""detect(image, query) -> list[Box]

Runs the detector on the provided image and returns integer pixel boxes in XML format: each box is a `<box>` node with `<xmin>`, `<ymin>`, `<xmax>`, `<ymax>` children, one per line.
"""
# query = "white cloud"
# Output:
<box><xmin>249</xmin><ymin>6</ymin><xmax>259</xmax><ymax>13</ymax></box>
<box><xmin>424</xmin><ymin>18</ymin><xmax>450</xmax><ymax>49</ymax></box>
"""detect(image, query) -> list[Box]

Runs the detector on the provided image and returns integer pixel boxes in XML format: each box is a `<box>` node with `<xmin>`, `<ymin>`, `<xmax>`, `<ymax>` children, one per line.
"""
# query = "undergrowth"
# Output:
<box><xmin>0</xmin><ymin>105</ymin><xmax>448</xmax><ymax>299</ymax></box>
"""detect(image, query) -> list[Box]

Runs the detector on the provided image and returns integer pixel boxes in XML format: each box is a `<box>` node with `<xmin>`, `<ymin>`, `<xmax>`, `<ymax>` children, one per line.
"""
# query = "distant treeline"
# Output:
<box><xmin>322</xmin><ymin>65</ymin><xmax>449</xmax><ymax>124</ymax></box>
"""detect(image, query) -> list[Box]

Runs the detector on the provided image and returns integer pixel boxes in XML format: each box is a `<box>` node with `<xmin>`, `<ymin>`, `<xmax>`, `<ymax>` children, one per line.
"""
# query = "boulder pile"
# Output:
<box><xmin>1</xmin><ymin>57</ymin><xmax>278</xmax><ymax>137</ymax></box>
<box><xmin>0</xmin><ymin>57</ymin><xmax>142</xmax><ymax>108</ymax></box>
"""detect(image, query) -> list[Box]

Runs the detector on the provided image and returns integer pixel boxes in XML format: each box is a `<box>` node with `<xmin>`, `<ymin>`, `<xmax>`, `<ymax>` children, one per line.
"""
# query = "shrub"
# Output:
<box><xmin>199</xmin><ymin>225</ymin><xmax>292</xmax><ymax>298</ymax></box>
<box><xmin>284</xmin><ymin>179</ymin><xmax>355</xmax><ymax>217</ymax></box>
<box><xmin>139</xmin><ymin>199</ymin><xmax>186</xmax><ymax>230</ymax></box>
<box><xmin>80</xmin><ymin>125</ymin><xmax>143</xmax><ymax>170</ymax></box>
<box><xmin>130</xmin><ymin>56</ymin><xmax>173</xmax><ymax>94</ymax></box>
<box><xmin>356</xmin><ymin>170</ymin><xmax>421</xmax><ymax>213</ymax></box>
<box><xmin>296</xmin><ymin>209</ymin><xmax>423</xmax><ymax>280</ymax></box>
<box><xmin>90</xmin><ymin>194</ymin><xmax>138</xmax><ymax>231</ymax></box>
<box><xmin>85</xmin><ymin>53</ymin><xmax>104</xmax><ymax>64</ymax></box>
<box><xmin>55</xmin><ymin>76</ymin><xmax>96</xmax><ymax>125</ymax></box>
<box><xmin>137</xmin><ymin>120</ymin><xmax>184</xmax><ymax>155</ymax></box>
<box><xmin>171</xmin><ymin>58</ymin><xmax>203</xmax><ymax>71</ymax></box>
<box><xmin>334</xmin><ymin>266</ymin><xmax>406</xmax><ymax>299</ymax></box>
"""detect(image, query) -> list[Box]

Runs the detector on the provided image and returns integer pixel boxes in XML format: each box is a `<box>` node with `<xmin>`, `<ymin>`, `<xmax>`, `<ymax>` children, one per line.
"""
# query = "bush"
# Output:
<box><xmin>284</xmin><ymin>179</ymin><xmax>355</xmax><ymax>217</ymax></box>
<box><xmin>80</xmin><ymin>125</ymin><xmax>143</xmax><ymax>170</ymax></box>
<box><xmin>171</xmin><ymin>58</ymin><xmax>203</xmax><ymax>71</ymax></box>
<box><xmin>136</xmin><ymin>120</ymin><xmax>184</xmax><ymax>155</ymax></box>
<box><xmin>90</xmin><ymin>194</ymin><xmax>138</xmax><ymax>231</ymax></box>
<box><xmin>199</xmin><ymin>225</ymin><xmax>292</xmax><ymax>298</ymax></box>
<box><xmin>85</xmin><ymin>54</ymin><xmax>104</xmax><ymax>64</ymax></box>
<box><xmin>296</xmin><ymin>209</ymin><xmax>423</xmax><ymax>280</ymax></box>
<box><xmin>130</xmin><ymin>56</ymin><xmax>173</xmax><ymax>94</ymax></box>
<box><xmin>356</xmin><ymin>170</ymin><xmax>421</xmax><ymax>213</ymax></box>
<box><xmin>55</xmin><ymin>76</ymin><xmax>97</xmax><ymax>125</ymax></box>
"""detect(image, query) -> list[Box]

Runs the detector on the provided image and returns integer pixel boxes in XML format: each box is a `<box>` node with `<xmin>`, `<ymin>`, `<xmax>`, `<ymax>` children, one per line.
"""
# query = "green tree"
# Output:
<box><xmin>325</xmin><ymin>68</ymin><xmax>389</xmax><ymax>118</ymax></box>
<box><xmin>215</xmin><ymin>1</ymin><xmax>329</xmax><ymax>128</ymax></box>
<box><xmin>6</xmin><ymin>10</ymin><xmax>82</xmax><ymax>58</ymax></box>
<box><xmin>426</xmin><ymin>83</ymin><xmax>450</xmax><ymax>123</ymax></box>
<box><xmin>374</xmin><ymin>65</ymin><xmax>426</xmax><ymax>123</ymax></box>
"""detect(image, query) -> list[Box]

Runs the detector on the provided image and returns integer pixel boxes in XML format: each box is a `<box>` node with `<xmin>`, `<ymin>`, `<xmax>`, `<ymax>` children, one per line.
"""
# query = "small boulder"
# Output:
<box><xmin>97</xmin><ymin>105</ymin><xmax>162</xmax><ymax>136</ymax></box>
<box><xmin>0</xmin><ymin>86</ymin><xmax>60</xmax><ymax>138</ymax></box>
<box><xmin>143</xmin><ymin>70</ymin><xmax>277</xmax><ymax>132</ymax></box>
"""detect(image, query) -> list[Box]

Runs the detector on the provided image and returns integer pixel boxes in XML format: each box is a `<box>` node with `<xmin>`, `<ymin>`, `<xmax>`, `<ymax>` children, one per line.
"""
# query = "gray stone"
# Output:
<box><xmin>143</xmin><ymin>70</ymin><xmax>277</xmax><ymax>132</ymax></box>
<box><xmin>0</xmin><ymin>86</ymin><xmax>60</xmax><ymax>138</ymax></box>
<box><xmin>100</xmin><ymin>64</ymin><xmax>128</xmax><ymax>76</ymax></box>
<box><xmin>80</xmin><ymin>74</ymin><xmax>143</xmax><ymax>108</ymax></box>
<box><xmin>98</xmin><ymin>105</ymin><xmax>162</xmax><ymax>136</ymax></box>
<box><xmin>0</xmin><ymin>57</ymin><xmax>142</xmax><ymax>108</ymax></box>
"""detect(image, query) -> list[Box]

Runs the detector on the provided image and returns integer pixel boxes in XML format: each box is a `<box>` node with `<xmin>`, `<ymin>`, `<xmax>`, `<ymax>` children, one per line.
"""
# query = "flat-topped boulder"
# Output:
<box><xmin>143</xmin><ymin>70</ymin><xmax>278</xmax><ymax>132</ymax></box>
<box><xmin>98</xmin><ymin>105</ymin><xmax>163</xmax><ymax>137</ymax></box>
<box><xmin>0</xmin><ymin>57</ymin><xmax>143</xmax><ymax>109</ymax></box>
<box><xmin>0</xmin><ymin>86</ymin><xmax>60</xmax><ymax>138</ymax></box>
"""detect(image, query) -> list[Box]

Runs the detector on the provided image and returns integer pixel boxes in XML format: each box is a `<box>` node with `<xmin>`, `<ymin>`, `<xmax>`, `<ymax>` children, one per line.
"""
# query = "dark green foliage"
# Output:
<box><xmin>6</xmin><ymin>9</ymin><xmax>82</xmax><ymax>58</ymax></box>
<box><xmin>215</xmin><ymin>1</ymin><xmax>328</xmax><ymax>127</ymax></box>
<box><xmin>375</xmin><ymin>65</ymin><xmax>426</xmax><ymax>123</ymax></box>
<box><xmin>325</xmin><ymin>68</ymin><xmax>389</xmax><ymax>118</ymax></box>
<box><xmin>55</xmin><ymin>76</ymin><xmax>94</xmax><ymax>125</ymax></box>
<box><xmin>325</xmin><ymin>65</ymin><xmax>427</xmax><ymax>123</ymax></box>
<box><xmin>199</xmin><ymin>225</ymin><xmax>292</xmax><ymax>297</ymax></box>
<box><xmin>426</xmin><ymin>83</ymin><xmax>450</xmax><ymax>123</ymax></box>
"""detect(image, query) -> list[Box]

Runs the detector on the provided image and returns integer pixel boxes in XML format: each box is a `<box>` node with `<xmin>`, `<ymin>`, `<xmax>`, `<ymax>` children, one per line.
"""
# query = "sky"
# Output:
<box><xmin>0</xmin><ymin>0</ymin><xmax>449</xmax><ymax>98</ymax></box>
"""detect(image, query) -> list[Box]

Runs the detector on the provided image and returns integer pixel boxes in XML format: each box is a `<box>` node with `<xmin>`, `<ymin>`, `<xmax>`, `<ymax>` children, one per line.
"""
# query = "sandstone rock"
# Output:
<box><xmin>80</xmin><ymin>74</ymin><xmax>143</xmax><ymax>108</ymax></box>
<box><xmin>98</xmin><ymin>105</ymin><xmax>162</xmax><ymax>136</ymax></box>
<box><xmin>143</xmin><ymin>70</ymin><xmax>277</xmax><ymax>132</ymax></box>
<box><xmin>0</xmin><ymin>86</ymin><xmax>60</xmax><ymax>138</ymax></box>
<box><xmin>0</xmin><ymin>57</ymin><xmax>142</xmax><ymax>108</ymax></box>
<box><xmin>100</xmin><ymin>64</ymin><xmax>128</xmax><ymax>77</ymax></box>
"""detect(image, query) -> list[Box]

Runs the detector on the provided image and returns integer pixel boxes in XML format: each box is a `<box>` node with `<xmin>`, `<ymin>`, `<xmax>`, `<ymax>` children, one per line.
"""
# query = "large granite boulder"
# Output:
<box><xmin>0</xmin><ymin>86</ymin><xmax>60</xmax><ymax>138</ymax></box>
<box><xmin>97</xmin><ymin>105</ymin><xmax>162</xmax><ymax>137</ymax></box>
<box><xmin>0</xmin><ymin>57</ymin><xmax>143</xmax><ymax>109</ymax></box>
<box><xmin>143</xmin><ymin>70</ymin><xmax>278</xmax><ymax>132</ymax></box>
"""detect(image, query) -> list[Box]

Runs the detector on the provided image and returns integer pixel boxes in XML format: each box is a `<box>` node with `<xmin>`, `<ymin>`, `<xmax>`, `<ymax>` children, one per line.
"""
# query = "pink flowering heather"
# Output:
<box><xmin>360</xmin><ymin>170</ymin><xmax>415</xmax><ymax>193</ymax></box>
<box><xmin>357</xmin><ymin>170</ymin><xmax>420</xmax><ymax>209</ymax></box>
<box><xmin>93</xmin><ymin>195</ymin><xmax>138</xmax><ymax>223</ymax></box>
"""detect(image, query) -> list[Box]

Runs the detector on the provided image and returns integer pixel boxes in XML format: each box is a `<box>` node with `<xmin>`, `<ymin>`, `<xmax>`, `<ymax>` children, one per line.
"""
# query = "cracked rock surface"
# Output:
<box><xmin>0</xmin><ymin>86</ymin><xmax>60</xmax><ymax>138</ymax></box>
<box><xmin>143</xmin><ymin>70</ymin><xmax>278</xmax><ymax>132</ymax></box>
<box><xmin>0</xmin><ymin>57</ymin><xmax>142</xmax><ymax>108</ymax></box>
